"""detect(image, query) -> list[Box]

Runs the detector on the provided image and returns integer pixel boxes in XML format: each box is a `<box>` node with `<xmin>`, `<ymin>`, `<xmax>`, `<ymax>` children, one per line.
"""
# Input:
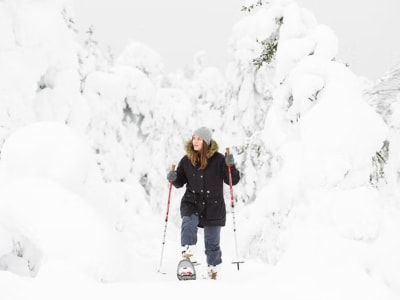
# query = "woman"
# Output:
<box><xmin>167</xmin><ymin>126</ymin><xmax>240</xmax><ymax>279</ymax></box>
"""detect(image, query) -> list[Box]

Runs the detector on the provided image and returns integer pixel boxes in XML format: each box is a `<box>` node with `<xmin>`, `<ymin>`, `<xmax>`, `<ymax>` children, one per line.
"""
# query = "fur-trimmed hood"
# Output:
<box><xmin>184</xmin><ymin>139</ymin><xmax>219</xmax><ymax>159</ymax></box>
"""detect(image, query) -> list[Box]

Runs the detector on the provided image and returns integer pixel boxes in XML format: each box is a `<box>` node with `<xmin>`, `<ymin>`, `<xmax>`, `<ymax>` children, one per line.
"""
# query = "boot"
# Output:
<box><xmin>181</xmin><ymin>245</ymin><xmax>197</xmax><ymax>264</ymax></box>
<box><xmin>207</xmin><ymin>264</ymin><xmax>219</xmax><ymax>280</ymax></box>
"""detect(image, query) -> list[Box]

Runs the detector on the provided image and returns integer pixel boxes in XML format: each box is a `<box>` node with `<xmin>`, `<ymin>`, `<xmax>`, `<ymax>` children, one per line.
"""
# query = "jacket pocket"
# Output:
<box><xmin>205</xmin><ymin>199</ymin><xmax>224</xmax><ymax>220</ymax></box>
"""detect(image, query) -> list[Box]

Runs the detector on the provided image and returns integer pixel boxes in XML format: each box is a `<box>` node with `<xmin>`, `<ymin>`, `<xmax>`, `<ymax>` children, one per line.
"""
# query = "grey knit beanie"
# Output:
<box><xmin>193</xmin><ymin>126</ymin><xmax>212</xmax><ymax>145</ymax></box>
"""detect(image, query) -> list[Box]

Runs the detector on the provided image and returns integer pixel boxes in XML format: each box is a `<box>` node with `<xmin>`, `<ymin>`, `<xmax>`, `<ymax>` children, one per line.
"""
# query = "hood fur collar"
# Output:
<box><xmin>184</xmin><ymin>139</ymin><xmax>219</xmax><ymax>159</ymax></box>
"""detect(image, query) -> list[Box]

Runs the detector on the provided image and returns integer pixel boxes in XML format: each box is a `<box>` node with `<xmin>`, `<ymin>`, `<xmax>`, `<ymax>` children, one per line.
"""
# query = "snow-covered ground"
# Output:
<box><xmin>0</xmin><ymin>0</ymin><xmax>400</xmax><ymax>299</ymax></box>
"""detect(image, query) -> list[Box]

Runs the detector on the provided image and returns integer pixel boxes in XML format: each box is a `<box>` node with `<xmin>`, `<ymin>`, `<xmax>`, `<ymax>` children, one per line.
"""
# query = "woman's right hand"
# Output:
<box><xmin>167</xmin><ymin>171</ymin><xmax>177</xmax><ymax>182</ymax></box>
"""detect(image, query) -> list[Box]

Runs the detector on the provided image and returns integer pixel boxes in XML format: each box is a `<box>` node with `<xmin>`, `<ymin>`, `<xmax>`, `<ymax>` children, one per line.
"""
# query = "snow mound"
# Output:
<box><xmin>0</xmin><ymin>178</ymin><xmax>132</xmax><ymax>282</ymax></box>
<box><xmin>0</xmin><ymin>122</ymin><xmax>95</xmax><ymax>195</ymax></box>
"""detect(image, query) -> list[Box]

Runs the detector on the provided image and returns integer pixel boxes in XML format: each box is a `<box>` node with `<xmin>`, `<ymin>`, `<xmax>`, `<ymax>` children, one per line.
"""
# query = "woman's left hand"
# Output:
<box><xmin>225</xmin><ymin>154</ymin><xmax>235</xmax><ymax>166</ymax></box>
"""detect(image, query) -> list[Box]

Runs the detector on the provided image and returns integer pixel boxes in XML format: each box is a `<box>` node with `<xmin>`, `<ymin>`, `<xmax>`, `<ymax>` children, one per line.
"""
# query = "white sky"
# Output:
<box><xmin>71</xmin><ymin>0</ymin><xmax>400</xmax><ymax>80</ymax></box>
<box><xmin>71</xmin><ymin>0</ymin><xmax>243</xmax><ymax>73</ymax></box>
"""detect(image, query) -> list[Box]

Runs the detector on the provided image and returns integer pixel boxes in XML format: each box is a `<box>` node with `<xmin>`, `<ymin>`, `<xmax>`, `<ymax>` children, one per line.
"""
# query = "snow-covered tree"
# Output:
<box><xmin>364</xmin><ymin>63</ymin><xmax>400</xmax><ymax>189</ymax></box>
<box><xmin>238</xmin><ymin>2</ymin><xmax>390</xmax><ymax>278</ymax></box>
<box><xmin>78</xmin><ymin>26</ymin><xmax>111</xmax><ymax>92</ymax></box>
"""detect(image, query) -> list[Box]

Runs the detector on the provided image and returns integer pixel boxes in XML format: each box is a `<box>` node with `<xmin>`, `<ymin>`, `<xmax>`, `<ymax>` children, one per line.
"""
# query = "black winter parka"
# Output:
<box><xmin>172</xmin><ymin>139</ymin><xmax>240</xmax><ymax>227</ymax></box>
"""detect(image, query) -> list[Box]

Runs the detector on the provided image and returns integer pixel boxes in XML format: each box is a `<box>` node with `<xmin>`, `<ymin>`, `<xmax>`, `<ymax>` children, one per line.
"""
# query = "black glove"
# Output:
<box><xmin>167</xmin><ymin>171</ymin><xmax>177</xmax><ymax>182</ymax></box>
<box><xmin>225</xmin><ymin>154</ymin><xmax>235</xmax><ymax>166</ymax></box>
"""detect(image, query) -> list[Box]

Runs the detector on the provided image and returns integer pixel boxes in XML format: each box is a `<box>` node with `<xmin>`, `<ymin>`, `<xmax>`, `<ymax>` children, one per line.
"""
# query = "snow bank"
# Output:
<box><xmin>0</xmin><ymin>178</ymin><xmax>132</xmax><ymax>282</ymax></box>
<box><xmin>0</xmin><ymin>122</ymin><xmax>95</xmax><ymax>195</ymax></box>
<box><xmin>0</xmin><ymin>122</ymin><xmax>133</xmax><ymax>282</ymax></box>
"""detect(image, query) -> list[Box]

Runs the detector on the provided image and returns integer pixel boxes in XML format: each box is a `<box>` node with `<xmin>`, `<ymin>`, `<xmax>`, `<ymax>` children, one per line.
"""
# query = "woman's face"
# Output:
<box><xmin>192</xmin><ymin>135</ymin><xmax>203</xmax><ymax>151</ymax></box>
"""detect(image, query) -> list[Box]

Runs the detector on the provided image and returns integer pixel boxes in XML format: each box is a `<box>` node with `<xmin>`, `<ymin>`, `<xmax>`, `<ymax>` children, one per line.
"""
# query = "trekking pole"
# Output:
<box><xmin>226</xmin><ymin>148</ymin><xmax>244</xmax><ymax>271</ymax></box>
<box><xmin>157</xmin><ymin>164</ymin><xmax>175</xmax><ymax>274</ymax></box>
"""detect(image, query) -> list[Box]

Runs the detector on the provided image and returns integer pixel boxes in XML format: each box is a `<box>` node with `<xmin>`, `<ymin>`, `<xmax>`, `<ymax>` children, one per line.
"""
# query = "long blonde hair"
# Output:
<box><xmin>189</xmin><ymin>141</ymin><xmax>209</xmax><ymax>169</ymax></box>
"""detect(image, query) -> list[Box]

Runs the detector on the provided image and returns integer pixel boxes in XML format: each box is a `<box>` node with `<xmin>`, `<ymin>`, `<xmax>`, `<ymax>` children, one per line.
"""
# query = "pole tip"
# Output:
<box><xmin>232</xmin><ymin>261</ymin><xmax>245</xmax><ymax>271</ymax></box>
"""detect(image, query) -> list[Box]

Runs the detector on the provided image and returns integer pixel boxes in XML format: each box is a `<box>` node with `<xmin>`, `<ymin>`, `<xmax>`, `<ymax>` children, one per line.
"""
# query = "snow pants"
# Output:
<box><xmin>181</xmin><ymin>214</ymin><xmax>222</xmax><ymax>266</ymax></box>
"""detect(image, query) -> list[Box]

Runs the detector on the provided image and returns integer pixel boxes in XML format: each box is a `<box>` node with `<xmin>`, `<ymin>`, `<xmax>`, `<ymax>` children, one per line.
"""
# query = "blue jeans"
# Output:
<box><xmin>181</xmin><ymin>214</ymin><xmax>222</xmax><ymax>266</ymax></box>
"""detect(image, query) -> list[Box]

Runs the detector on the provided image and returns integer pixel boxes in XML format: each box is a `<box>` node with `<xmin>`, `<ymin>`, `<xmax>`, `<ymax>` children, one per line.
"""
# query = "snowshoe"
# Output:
<box><xmin>177</xmin><ymin>259</ymin><xmax>196</xmax><ymax>280</ymax></box>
